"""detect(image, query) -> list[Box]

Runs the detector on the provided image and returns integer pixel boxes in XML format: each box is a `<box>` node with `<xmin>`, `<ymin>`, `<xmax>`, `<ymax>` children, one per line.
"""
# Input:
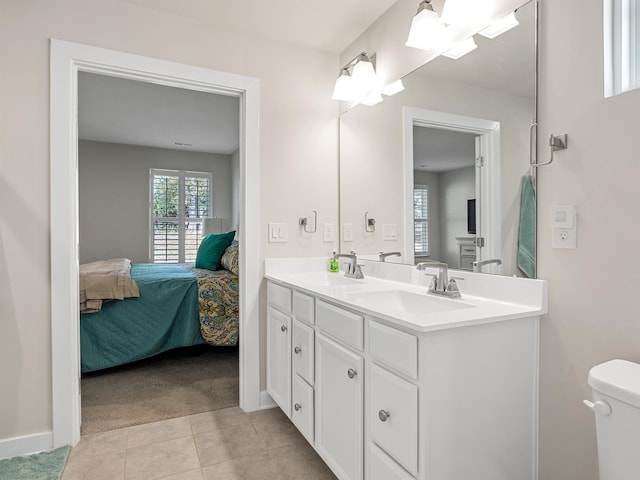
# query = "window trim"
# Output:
<box><xmin>414</xmin><ymin>184</ymin><xmax>429</xmax><ymax>256</ymax></box>
<box><xmin>605</xmin><ymin>0</ymin><xmax>639</xmax><ymax>97</ymax></box>
<box><xmin>149</xmin><ymin>168</ymin><xmax>213</xmax><ymax>263</ymax></box>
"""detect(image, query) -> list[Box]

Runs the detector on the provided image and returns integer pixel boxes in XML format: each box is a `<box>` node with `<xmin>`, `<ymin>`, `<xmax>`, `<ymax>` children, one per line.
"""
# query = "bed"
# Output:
<box><xmin>80</xmin><ymin>241</ymin><xmax>239</xmax><ymax>373</ymax></box>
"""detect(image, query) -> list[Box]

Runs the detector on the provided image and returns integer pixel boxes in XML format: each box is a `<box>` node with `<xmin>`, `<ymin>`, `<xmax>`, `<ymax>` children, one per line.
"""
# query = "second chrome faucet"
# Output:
<box><xmin>335</xmin><ymin>253</ymin><xmax>365</xmax><ymax>279</ymax></box>
<box><xmin>416</xmin><ymin>260</ymin><xmax>461</xmax><ymax>298</ymax></box>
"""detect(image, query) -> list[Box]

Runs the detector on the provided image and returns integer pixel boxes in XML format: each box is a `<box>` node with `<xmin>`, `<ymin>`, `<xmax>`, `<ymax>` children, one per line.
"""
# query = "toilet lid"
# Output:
<box><xmin>588</xmin><ymin>359</ymin><xmax>640</xmax><ymax>408</ymax></box>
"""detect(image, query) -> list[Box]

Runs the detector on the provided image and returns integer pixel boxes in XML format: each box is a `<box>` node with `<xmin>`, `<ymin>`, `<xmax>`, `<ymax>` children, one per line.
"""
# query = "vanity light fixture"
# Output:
<box><xmin>440</xmin><ymin>0</ymin><xmax>487</xmax><ymax>28</ymax></box>
<box><xmin>331</xmin><ymin>68</ymin><xmax>355</xmax><ymax>101</ymax></box>
<box><xmin>381</xmin><ymin>79</ymin><xmax>405</xmax><ymax>96</ymax></box>
<box><xmin>406</xmin><ymin>0</ymin><xmax>445</xmax><ymax>50</ymax></box>
<box><xmin>332</xmin><ymin>52</ymin><xmax>379</xmax><ymax>103</ymax></box>
<box><xmin>478</xmin><ymin>12</ymin><xmax>520</xmax><ymax>39</ymax></box>
<box><xmin>442</xmin><ymin>36</ymin><xmax>477</xmax><ymax>60</ymax></box>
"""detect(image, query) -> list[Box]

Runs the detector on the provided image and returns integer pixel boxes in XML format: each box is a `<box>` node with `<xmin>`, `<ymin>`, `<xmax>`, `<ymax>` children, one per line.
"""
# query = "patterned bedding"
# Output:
<box><xmin>187</xmin><ymin>266</ymin><xmax>239</xmax><ymax>346</ymax></box>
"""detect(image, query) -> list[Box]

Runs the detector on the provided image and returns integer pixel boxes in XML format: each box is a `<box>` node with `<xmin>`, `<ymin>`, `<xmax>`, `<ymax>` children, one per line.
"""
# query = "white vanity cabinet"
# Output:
<box><xmin>315</xmin><ymin>299</ymin><xmax>365</xmax><ymax>480</ymax></box>
<box><xmin>266</xmin><ymin>279</ymin><xmax>539</xmax><ymax>480</ymax></box>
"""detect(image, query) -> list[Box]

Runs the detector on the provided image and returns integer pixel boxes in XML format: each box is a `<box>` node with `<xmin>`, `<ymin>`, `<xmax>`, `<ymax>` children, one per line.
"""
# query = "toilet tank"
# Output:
<box><xmin>586</xmin><ymin>359</ymin><xmax>640</xmax><ymax>480</ymax></box>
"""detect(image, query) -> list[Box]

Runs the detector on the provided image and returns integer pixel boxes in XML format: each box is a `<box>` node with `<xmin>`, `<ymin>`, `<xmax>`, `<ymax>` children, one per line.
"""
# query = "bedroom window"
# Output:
<box><xmin>605</xmin><ymin>0</ymin><xmax>640</xmax><ymax>96</ymax></box>
<box><xmin>150</xmin><ymin>169</ymin><xmax>213</xmax><ymax>263</ymax></box>
<box><xmin>414</xmin><ymin>185</ymin><xmax>429</xmax><ymax>256</ymax></box>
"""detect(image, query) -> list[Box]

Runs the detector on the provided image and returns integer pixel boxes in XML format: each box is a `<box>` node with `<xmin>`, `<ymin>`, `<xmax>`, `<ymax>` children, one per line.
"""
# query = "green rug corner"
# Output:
<box><xmin>0</xmin><ymin>446</ymin><xmax>70</xmax><ymax>480</ymax></box>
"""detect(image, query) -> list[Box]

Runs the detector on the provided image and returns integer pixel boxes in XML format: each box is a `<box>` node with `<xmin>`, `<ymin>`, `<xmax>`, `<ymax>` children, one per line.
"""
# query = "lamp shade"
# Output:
<box><xmin>351</xmin><ymin>57</ymin><xmax>378</xmax><ymax>93</ymax></box>
<box><xmin>440</xmin><ymin>0</ymin><xmax>487</xmax><ymax>28</ymax></box>
<box><xmin>331</xmin><ymin>71</ymin><xmax>355</xmax><ymax>101</ymax></box>
<box><xmin>442</xmin><ymin>36</ymin><xmax>478</xmax><ymax>60</ymax></box>
<box><xmin>406</xmin><ymin>6</ymin><xmax>444</xmax><ymax>50</ymax></box>
<box><xmin>478</xmin><ymin>12</ymin><xmax>520</xmax><ymax>39</ymax></box>
<box><xmin>203</xmin><ymin>218</ymin><xmax>230</xmax><ymax>236</ymax></box>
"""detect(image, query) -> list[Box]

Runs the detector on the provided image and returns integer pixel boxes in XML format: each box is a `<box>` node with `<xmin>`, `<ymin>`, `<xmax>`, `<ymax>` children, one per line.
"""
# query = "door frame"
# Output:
<box><xmin>50</xmin><ymin>39</ymin><xmax>261</xmax><ymax>447</ymax></box>
<box><xmin>402</xmin><ymin>107</ymin><xmax>501</xmax><ymax>271</ymax></box>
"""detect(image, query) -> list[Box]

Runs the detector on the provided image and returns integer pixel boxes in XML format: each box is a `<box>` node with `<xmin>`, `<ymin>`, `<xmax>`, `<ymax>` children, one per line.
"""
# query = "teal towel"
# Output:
<box><xmin>517</xmin><ymin>175</ymin><xmax>536</xmax><ymax>278</ymax></box>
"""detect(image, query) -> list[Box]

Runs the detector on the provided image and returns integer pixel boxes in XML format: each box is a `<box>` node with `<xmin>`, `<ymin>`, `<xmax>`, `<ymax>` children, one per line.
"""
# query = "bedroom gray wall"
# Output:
<box><xmin>438</xmin><ymin>166</ymin><xmax>475</xmax><ymax>267</ymax></box>
<box><xmin>231</xmin><ymin>149</ymin><xmax>240</xmax><ymax>234</ymax></box>
<box><xmin>79</xmin><ymin>140</ymin><xmax>233</xmax><ymax>264</ymax></box>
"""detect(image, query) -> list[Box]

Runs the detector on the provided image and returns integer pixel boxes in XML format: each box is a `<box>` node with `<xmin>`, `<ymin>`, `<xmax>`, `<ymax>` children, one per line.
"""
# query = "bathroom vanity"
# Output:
<box><xmin>265</xmin><ymin>258</ymin><xmax>547</xmax><ymax>480</ymax></box>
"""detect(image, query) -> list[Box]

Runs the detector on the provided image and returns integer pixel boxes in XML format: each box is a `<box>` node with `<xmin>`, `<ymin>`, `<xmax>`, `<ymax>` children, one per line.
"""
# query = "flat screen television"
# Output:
<box><xmin>467</xmin><ymin>199</ymin><xmax>476</xmax><ymax>234</ymax></box>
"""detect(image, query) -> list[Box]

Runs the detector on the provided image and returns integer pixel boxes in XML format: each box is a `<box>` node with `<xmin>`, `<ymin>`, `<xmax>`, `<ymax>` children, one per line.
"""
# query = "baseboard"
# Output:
<box><xmin>0</xmin><ymin>431</ymin><xmax>53</xmax><ymax>460</ymax></box>
<box><xmin>259</xmin><ymin>390</ymin><xmax>277</xmax><ymax>410</ymax></box>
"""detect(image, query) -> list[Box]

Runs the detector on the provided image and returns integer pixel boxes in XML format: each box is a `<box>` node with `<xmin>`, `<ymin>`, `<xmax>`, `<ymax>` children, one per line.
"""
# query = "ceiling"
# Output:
<box><xmin>413</xmin><ymin>126</ymin><xmax>477</xmax><ymax>172</ymax></box>
<box><xmin>78</xmin><ymin>72</ymin><xmax>241</xmax><ymax>155</ymax></box>
<box><xmin>119</xmin><ymin>0</ymin><xmax>399</xmax><ymax>54</ymax></box>
<box><xmin>79</xmin><ymin>0</ymin><xmax>399</xmax><ymax>155</ymax></box>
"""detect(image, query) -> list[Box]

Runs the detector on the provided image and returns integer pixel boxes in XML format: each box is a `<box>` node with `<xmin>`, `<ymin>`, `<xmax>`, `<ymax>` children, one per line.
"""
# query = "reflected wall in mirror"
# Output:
<box><xmin>339</xmin><ymin>0</ymin><xmax>536</xmax><ymax>276</ymax></box>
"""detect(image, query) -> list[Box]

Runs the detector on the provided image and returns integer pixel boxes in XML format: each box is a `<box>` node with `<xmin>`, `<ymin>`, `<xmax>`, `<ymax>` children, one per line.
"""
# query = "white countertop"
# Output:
<box><xmin>264</xmin><ymin>258</ymin><xmax>547</xmax><ymax>334</ymax></box>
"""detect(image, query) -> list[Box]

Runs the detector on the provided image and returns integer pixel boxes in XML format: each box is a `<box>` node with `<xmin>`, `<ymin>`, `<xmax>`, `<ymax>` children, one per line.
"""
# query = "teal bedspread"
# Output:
<box><xmin>80</xmin><ymin>263</ymin><xmax>205</xmax><ymax>373</ymax></box>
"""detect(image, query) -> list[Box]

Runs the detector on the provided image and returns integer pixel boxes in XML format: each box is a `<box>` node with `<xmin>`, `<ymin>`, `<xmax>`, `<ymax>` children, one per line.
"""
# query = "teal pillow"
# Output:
<box><xmin>195</xmin><ymin>231</ymin><xmax>236</xmax><ymax>270</ymax></box>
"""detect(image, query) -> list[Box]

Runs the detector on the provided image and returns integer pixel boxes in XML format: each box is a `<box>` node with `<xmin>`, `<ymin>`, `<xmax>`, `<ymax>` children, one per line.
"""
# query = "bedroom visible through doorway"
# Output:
<box><xmin>77</xmin><ymin>72</ymin><xmax>241</xmax><ymax>434</ymax></box>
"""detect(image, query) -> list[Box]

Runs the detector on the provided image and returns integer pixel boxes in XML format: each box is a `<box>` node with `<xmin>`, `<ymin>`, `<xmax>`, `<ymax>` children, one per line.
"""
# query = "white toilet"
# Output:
<box><xmin>585</xmin><ymin>359</ymin><xmax>640</xmax><ymax>480</ymax></box>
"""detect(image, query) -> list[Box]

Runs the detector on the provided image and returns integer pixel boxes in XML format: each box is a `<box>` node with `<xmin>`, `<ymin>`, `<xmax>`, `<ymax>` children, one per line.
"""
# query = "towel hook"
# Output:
<box><xmin>299</xmin><ymin>210</ymin><xmax>317</xmax><ymax>233</ymax></box>
<box><xmin>531</xmin><ymin>132</ymin><xmax>568</xmax><ymax>167</ymax></box>
<box><xmin>365</xmin><ymin>212</ymin><xmax>375</xmax><ymax>232</ymax></box>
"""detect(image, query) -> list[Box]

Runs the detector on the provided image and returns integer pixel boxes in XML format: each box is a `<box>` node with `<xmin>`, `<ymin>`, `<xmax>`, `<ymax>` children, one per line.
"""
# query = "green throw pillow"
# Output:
<box><xmin>195</xmin><ymin>231</ymin><xmax>236</xmax><ymax>270</ymax></box>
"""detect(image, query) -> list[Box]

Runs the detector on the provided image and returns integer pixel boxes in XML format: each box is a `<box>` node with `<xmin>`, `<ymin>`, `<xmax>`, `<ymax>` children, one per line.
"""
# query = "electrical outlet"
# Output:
<box><xmin>552</xmin><ymin>228</ymin><xmax>576</xmax><ymax>249</ymax></box>
<box><xmin>323</xmin><ymin>223</ymin><xmax>334</xmax><ymax>242</ymax></box>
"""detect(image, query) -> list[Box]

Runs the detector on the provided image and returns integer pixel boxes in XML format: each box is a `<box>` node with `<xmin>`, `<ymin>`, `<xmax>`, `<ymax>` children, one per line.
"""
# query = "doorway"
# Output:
<box><xmin>50</xmin><ymin>40</ymin><xmax>261</xmax><ymax>447</ymax></box>
<box><xmin>402</xmin><ymin>107</ymin><xmax>502</xmax><ymax>272</ymax></box>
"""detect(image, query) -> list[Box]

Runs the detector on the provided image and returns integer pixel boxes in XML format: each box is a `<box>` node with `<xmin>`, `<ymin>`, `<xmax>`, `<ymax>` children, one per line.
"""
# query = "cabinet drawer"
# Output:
<box><xmin>460</xmin><ymin>256</ymin><xmax>475</xmax><ymax>271</ymax></box>
<box><xmin>293</xmin><ymin>291</ymin><xmax>315</xmax><ymax>325</ymax></box>
<box><xmin>267</xmin><ymin>281</ymin><xmax>292</xmax><ymax>314</ymax></box>
<box><xmin>370</xmin><ymin>364</ymin><xmax>418</xmax><ymax>475</ymax></box>
<box><xmin>292</xmin><ymin>374</ymin><xmax>314</xmax><ymax>445</ymax></box>
<box><xmin>316</xmin><ymin>300</ymin><xmax>363</xmax><ymax>351</ymax></box>
<box><xmin>461</xmin><ymin>245</ymin><xmax>476</xmax><ymax>255</ymax></box>
<box><xmin>369</xmin><ymin>443</ymin><xmax>415</xmax><ymax>480</ymax></box>
<box><xmin>370</xmin><ymin>321</ymin><xmax>418</xmax><ymax>379</ymax></box>
<box><xmin>293</xmin><ymin>320</ymin><xmax>314</xmax><ymax>385</ymax></box>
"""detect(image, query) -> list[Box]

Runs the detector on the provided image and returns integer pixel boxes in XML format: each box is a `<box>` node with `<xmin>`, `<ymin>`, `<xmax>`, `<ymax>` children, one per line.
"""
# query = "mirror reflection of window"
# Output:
<box><xmin>605</xmin><ymin>0</ymin><xmax>640</xmax><ymax>96</ymax></box>
<box><xmin>414</xmin><ymin>185</ymin><xmax>429</xmax><ymax>257</ymax></box>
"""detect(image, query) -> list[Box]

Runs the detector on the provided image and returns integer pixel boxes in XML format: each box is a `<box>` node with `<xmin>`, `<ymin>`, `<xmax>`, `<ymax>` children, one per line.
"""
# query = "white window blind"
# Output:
<box><xmin>150</xmin><ymin>169</ymin><xmax>212</xmax><ymax>263</ymax></box>
<box><xmin>605</xmin><ymin>0</ymin><xmax>640</xmax><ymax>96</ymax></box>
<box><xmin>414</xmin><ymin>185</ymin><xmax>429</xmax><ymax>256</ymax></box>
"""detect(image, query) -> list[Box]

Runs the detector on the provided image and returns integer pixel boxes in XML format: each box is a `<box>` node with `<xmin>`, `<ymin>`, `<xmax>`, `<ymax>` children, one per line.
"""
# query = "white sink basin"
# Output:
<box><xmin>344</xmin><ymin>289</ymin><xmax>476</xmax><ymax>314</ymax></box>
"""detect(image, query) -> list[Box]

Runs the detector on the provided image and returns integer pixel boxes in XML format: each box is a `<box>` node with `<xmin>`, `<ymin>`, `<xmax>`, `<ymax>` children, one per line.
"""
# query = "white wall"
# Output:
<box><xmin>439</xmin><ymin>167</ymin><xmax>475</xmax><ymax>267</ymax></box>
<box><xmin>0</xmin><ymin>1</ymin><xmax>338</xmax><ymax>443</ymax></box>
<box><xmin>78</xmin><ymin>141</ymin><xmax>232</xmax><ymax>264</ymax></box>
<box><xmin>230</xmin><ymin>149</ymin><xmax>240</xmax><ymax>233</ymax></box>
<box><xmin>537</xmin><ymin>1</ymin><xmax>640</xmax><ymax>479</ymax></box>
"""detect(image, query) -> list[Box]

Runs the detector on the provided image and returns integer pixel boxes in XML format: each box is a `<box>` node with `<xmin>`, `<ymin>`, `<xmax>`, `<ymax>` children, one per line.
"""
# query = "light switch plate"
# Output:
<box><xmin>343</xmin><ymin>223</ymin><xmax>353</xmax><ymax>242</ymax></box>
<box><xmin>268</xmin><ymin>223</ymin><xmax>288</xmax><ymax>243</ymax></box>
<box><xmin>323</xmin><ymin>223</ymin><xmax>334</xmax><ymax>242</ymax></box>
<box><xmin>383</xmin><ymin>223</ymin><xmax>397</xmax><ymax>241</ymax></box>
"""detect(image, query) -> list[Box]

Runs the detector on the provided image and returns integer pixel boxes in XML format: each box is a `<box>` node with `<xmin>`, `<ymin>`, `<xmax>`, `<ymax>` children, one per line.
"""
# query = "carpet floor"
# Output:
<box><xmin>0</xmin><ymin>446</ymin><xmax>69</xmax><ymax>480</ymax></box>
<box><xmin>80</xmin><ymin>345</ymin><xmax>239</xmax><ymax>436</ymax></box>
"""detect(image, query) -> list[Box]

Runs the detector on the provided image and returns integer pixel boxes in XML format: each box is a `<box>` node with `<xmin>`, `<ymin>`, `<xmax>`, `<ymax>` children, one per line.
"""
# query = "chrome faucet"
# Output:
<box><xmin>472</xmin><ymin>258</ymin><xmax>502</xmax><ymax>273</ymax></box>
<box><xmin>379</xmin><ymin>251</ymin><xmax>401</xmax><ymax>262</ymax></box>
<box><xmin>335</xmin><ymin>253</ymin><xmax>365</xmax><ymax>279</ymax></box>
<box><xmin>416</xmin><ymin>261</ymin><xmax>461</xmax><ymax>298</ymax></box>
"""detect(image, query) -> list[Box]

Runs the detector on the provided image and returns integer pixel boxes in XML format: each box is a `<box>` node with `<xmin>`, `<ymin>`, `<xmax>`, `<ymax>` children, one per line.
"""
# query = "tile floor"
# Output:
<box><xmin>62</xmin><ymin>406</ymin><xmax>337</xmax><ymax>480</ymax></box>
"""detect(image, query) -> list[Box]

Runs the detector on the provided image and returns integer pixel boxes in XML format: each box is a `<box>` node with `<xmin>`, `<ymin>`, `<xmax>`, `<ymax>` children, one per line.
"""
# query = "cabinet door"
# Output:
<box><xmin>370</xmin><ymin>364</ymin><xmax>418</xmax><ymax>475</ymax></box>
<box><xmin>267</xmin><ymin>307</ymin><xmax>291</xmax><ymax>417</ymax></box>
<box><xmin>293</xmin><ymin>320</ymin><xmax>314</xmax><ymax>385</ymax></box>
<box><xmin>316</xmin><ymin>334</ymin><xmax>364</xmax><ymax>480</ymax></box>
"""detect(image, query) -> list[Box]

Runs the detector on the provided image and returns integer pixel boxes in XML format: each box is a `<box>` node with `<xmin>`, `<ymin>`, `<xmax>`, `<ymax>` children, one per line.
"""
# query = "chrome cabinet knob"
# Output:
<box><xmin>294</xmin><ymin>346</ymin><xmax>302</xmax><ymax>355</ymax></box>
<box><xmin>280</xmin><ymin>325</ymin><xmax>287</xmax><ymax>332</ymax></box>
<box><xmin>378</xmin><ymin>409</ymin><xmax>391</xmax><ymax>422</ymax></box>
<box><xmin>294</xmin><ymin>403</ymin><xmax>302</xmax><ymax>411</ymax></box>
<box><xmin>347</xmin><ymin>368</ymin><xmax>358</xmax><ymax>379</ymax></box>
